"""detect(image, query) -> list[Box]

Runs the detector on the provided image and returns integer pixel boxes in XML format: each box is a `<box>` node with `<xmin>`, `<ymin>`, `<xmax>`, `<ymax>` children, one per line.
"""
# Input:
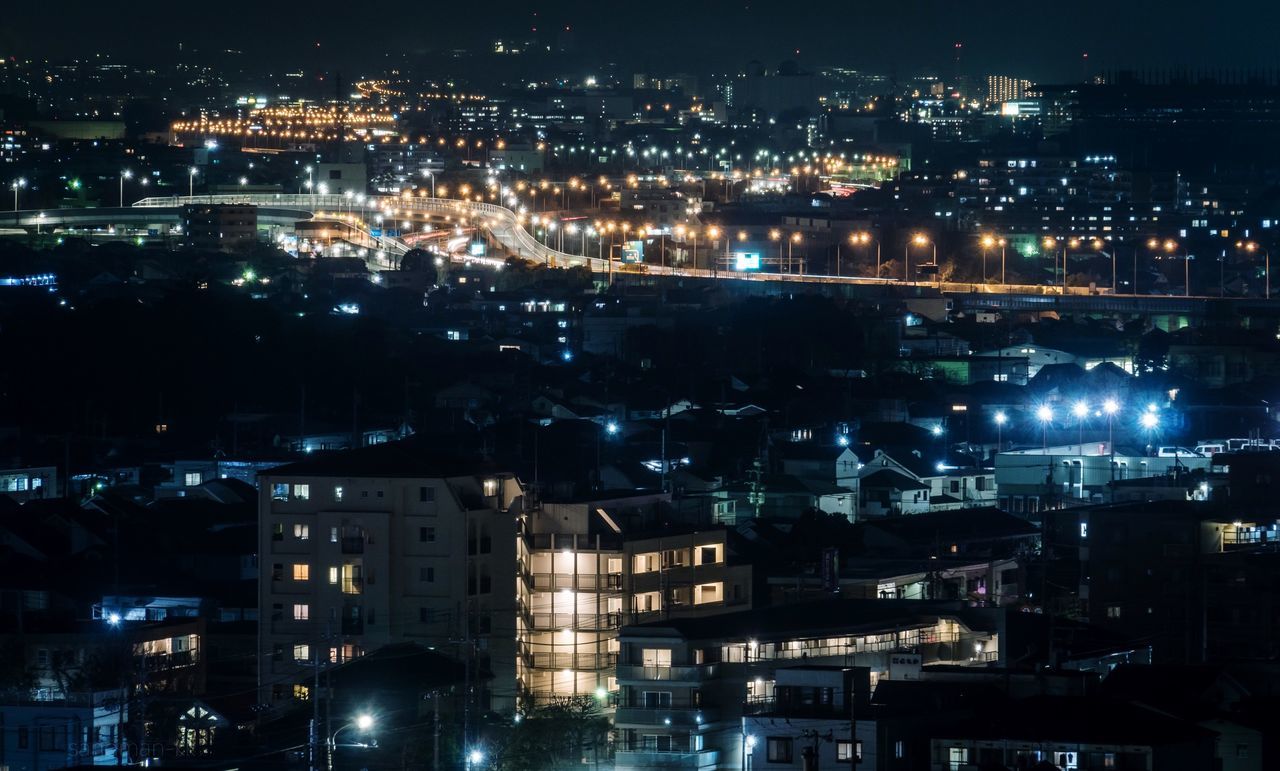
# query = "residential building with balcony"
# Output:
<box><xmin>256</xmin><ymin>447</ymin><xmax>523</xmax><ymax>712</ymax></box>
<box><xmin>519</xmin><ymin>494</ymin><xmax>753</xmax><ymax>706</ymax></box>
<box><xmin>741</xmin><ymin>666</ymin><xmax>870</xmax><ymax>771</ymax></box>
<box><xmin>613</xmin><ymin>599</ymin><xmax>1001</xmax><ymax>771</ymax></box>
<box><xmin>0</xmin><ymin>689</ymin><xmax>128</xmax><ymax>771</ymax></box>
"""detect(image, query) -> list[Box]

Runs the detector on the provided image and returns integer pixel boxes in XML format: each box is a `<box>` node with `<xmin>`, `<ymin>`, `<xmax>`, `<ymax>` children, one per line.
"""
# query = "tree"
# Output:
<box><xmin>492</xmin><ymin>696</ymin><xmax>610</xmax><ymax>771</ymax></box>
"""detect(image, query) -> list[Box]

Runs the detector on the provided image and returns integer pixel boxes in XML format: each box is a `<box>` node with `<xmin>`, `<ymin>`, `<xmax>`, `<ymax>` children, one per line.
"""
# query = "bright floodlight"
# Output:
<box><xmin>1103</xmin><ymin>398</ymin><xmax>1119</xmax><ymax>415</ymax></box>
<box><xmin>355</xmin><ymin>714</ymin><xmax>374</xmax><ymax>731</ymax></box>
<box><xmin>1036</xmin><ymin>405</ymin><xmax>1053</xmax><ymax>423</ymax></box>
<box><xmin>1140</xmin><ymin>412</ymin><xmax>1159</xmax><ymax>430</ymax></box>
<box><xmin>468</xmin><ymin>750</ymin><xmax>484</xmax><ymax>765</ymax></box>
<box><xmin>994</xmin><ymin>411</ymin><xmax>1008</xmax><ymax>426</ymax></box>
<box><xmin>1145</xmin><ymin>402</ymin><xmax>1158</xmax><ymax>413</ymax></box>
<box><xmin>106</xmin><ymin>612</ymin><xmax>121</xmax><ymax>625</ymax></box>
<box><xmin>595</xmin><ymin>686</ymin><xmax>608</xmax><ymax>700</ymax></box>
<box><xmin>1072</xmin><ymin>400</ymin><xmax>1089</xmax><ymax>419</ymax></box>
<box><xmin>931</xmin><ymin>425</ymin><xmax>943</xmax><ymax>436</ymax></box>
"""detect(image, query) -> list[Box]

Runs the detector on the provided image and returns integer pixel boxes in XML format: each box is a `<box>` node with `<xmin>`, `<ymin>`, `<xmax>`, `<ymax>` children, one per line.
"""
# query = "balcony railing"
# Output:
<box><xmin>741</xmin><ymin>697</ymin><xmax>845</xmax><ymax>718</ymax></box>
<box><xmin>616</xmin><ymin>664</ymin><xmax>709</xmax><ymax>682</ymax></box>
<box><xmin>140</xmin><ymin>650</ymin><xmax>199</xmax><ymax>671</ymax></box>
<box><xmin>615</xmin><ymin>750</ymin><xmax>720</xmax><ymax>770</ymax></box>
<box><xmin>614</xmin><ymin>706</ymin><xmax>718</xmax><ymax>726</ymax></box>
<box><xmin>531</xmin><ymin>572</ymin><xmax>623</xmax><ymax>591</ymax></box>
<box><xmin>524</xmin><ymin>533</ymin><xmax>624</xmax><ymax>551</ymax></box>
<box><xmin>530</xmin><ymin>652</ymin><xmax>617</xmax><ymax>671</ymax></box>
<box><xmin>529</xmin><ymin>612</ymin><xmax>621</xmax><ymax>631</ymax></box>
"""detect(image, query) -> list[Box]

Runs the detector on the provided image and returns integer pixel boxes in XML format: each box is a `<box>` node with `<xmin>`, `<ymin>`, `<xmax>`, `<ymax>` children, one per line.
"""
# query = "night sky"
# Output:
<box><xmin>6</xmin><ymin>0</ymin><xmax>1280</xmax><ymax>80</ymax></box>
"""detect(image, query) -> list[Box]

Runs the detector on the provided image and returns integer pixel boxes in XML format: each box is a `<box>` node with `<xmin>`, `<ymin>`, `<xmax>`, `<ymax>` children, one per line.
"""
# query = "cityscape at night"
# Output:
<box><xmin>3</xmin><ymin>3</ymin><xmax>1280</xmax><ymax>771</ymax></box>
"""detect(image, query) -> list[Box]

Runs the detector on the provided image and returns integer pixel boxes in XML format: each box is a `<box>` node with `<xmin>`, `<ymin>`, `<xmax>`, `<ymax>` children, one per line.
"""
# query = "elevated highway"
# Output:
<box><xmin>2</xmin><ymin>194</ymin><xmax>1276</xmax><ymax>319</ymax></box>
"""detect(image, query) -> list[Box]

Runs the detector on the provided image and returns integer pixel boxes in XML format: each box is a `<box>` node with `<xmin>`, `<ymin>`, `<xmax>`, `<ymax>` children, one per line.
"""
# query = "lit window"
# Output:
<box><xmin>293</xmin><ymin>604</ymin><xmax>309</xmax><ymax>621</ymax></box>
<box><xmin>1106</xmin><ymin>605</ymin><xmax>1122</xmax><ymax>619</ymax></box>
<box><xmin>272</xmin><ymin>483</ymin><xmax>289</xmax><ymax>501</ymax></box>
<box><xmin>293</xmin><ymin>684</ymin><xmax>310</xmax><ymax>700</ymax></box>
<box><xmin>293</xmin><ymin>643</ymin><xmax>310</xmax><ymax>661</ymax></box>
<box><xmin>184</xmin><ymin>472</ymin><xmax>202</xmax><ymax>487</ymax></box>
<box><xmin>334</xmin><ymin>486</ymin><xmax>344</xmax><ymax>502</ymax></box>
<box><xmin>293</xmin><ymin>484</ymin><xmax>310</xmax><ymax>501</ymax></box>
<box><xmin>292</xmin><ymin>564</ymin><xmax>310</xmax><ymax>581</ymax></box>
<box><xmin>330</xmin><ymin>527</ymin><xmax>339</xmax><ymax>543</ymax></box>
<box><xmin>836</xmin><ymin>741</ymin><xmax>858</xmax><ymax>763</ymax></box>
<box><xmin>483</xmin><ymin>478</ymin><xmax>499</xmax><ymax>497</ymax></box>
<box><xmin>328</xmin><ymin>567</ymin><xmax>339</xmax><ymax>585</ymax></box>
<box><xmin>294</xmin><ymin>524</ymin><xmax>310</xmax><ymax>541</ymax></box>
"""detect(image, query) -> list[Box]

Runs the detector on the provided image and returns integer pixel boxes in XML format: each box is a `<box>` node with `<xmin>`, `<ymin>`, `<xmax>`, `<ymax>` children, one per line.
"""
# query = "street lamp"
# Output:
<box><xmin>1237</xmin><ymin>241</ymin><xmax>1270</xmax><ymax>300</ymax></box>
<box><xmin>980</xmin><ymin>234</ymin><xmax>996</xmax><ymax>284</ymax></box>
<box><xmin>1035</xmin><ymin>405</ymin><xmax>1053</xmax><ymax>451</ymax></box>
<box><xmin>1140</xmin><ymin>409</ymin><xmax>1160</xmax><ymax>455</ymax></box>
<box><xmin>906</xmin><ymin>233</ymin><xmax>934</xmax><ymax>282</ymax></box>
<box><xmin>1150</xmin><ymin>238</ymin><xmax>1189</xmax><ymax>297</ymax></box>
<box><xmin>1072</xmin><ymin>400</ymin><xmax>1089</xmax><ymax>455</ymax></box>
<box><xmin>119</xmin><ymin>170</ymin><xmax>133</xmax><ymax>207</ymax></box>
<box><xmin>328</xmin><ymin>714</ymin><xmax>375</xmax><ymax>771</ymax></box>
<box><xmin>848</xmin><ymin>232</ymin><xmax>880</xmax><ymax>279</ymax></box>
<box><xmin>789</xmin><ymin>232</ymin><xmax>802</xmax><ymax>275</ymax></box>
<box><xmin>11</xmin><ymin>177</ymin><xmax>25</xmax><ymax>211</ymax></box>
<box><xmin>994</xmin><ymin>410</ymin><xmax>1008</xmax><ymax>453</ymax></box>
<box><xmin>188</xmin><ymin>167</ymin><xmax>198</xmax><ymax>198</ymax></box>
<box><xmin>1103</xmin><ymin>398</ymin><xmax>1119</xmax><ymax>451</ymax></box>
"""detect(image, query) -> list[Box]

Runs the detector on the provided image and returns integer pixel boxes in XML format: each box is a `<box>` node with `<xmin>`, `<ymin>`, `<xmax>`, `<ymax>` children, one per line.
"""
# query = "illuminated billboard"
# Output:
<box><xmin>468</xmin><ymin>241</ymin><xmax>487</xmax><ymax>257</ymax></box>
<box><xmin>733</xmin><ymin>250</ymin><xmax>762</xmax><ymax>271</ymax></box>
<box><xmin>621</xmin><ymin>240</ymin><xmax>644</xmax><ymax>264</ymax></box>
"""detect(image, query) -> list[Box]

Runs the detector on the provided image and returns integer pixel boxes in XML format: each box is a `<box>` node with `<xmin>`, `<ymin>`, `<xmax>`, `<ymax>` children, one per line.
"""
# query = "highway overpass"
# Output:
<box><xmin>3</xmin><ymin>194</ymin><xmax>1276</xmax><ymax>321</ymax></box>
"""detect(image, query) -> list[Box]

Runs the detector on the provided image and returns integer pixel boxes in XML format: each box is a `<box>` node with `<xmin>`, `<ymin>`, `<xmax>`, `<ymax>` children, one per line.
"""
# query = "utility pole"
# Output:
<box><xmin>433</xmin><ymin>691</ymin><xmax>441</xmax><ymax>771</ymax></box>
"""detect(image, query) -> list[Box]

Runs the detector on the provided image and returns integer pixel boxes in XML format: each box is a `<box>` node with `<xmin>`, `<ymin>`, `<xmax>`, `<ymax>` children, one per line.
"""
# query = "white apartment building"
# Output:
<box><xmin>257</xmin><ymin>453</ymin><xmax>524</xmax><ymax>712</ymax></box>
<box><xmin>519</xmin><ymin>495</ymin><xmax>753</xmax><ymax>705</ymax></box>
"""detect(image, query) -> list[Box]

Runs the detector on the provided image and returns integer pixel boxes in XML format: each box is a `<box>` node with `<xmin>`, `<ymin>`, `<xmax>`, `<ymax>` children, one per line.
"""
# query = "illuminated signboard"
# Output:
<box><xmin>621</xmin><ymin>240</ymin><xmax>644</xmax><ymax>264</ymax></box>
<box><xmin>468</xmin><ymin>241</ymin><xmax>487</xmax><ymax>257</ymax></box>
<box><xmin>733</xmin><ymin>250</ymin><xmax>761</xmax><ymax>271</ymax></box>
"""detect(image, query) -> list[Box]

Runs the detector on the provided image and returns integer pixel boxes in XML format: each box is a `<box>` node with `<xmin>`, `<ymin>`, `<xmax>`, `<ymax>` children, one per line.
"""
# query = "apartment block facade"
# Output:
<box><xmin>613</xmin><ymin>600</ymin><xmax>1001</xmax><ymax>771</ymax></box>
<box><xmin>519</xmin><ymin>495</ymin><xmax>753</xmax><ymax>704</ymax></box>
<box><xmin>257</xmin><ymin>456</ymin><xmax>523</xmax><ymax>712</ymax></box>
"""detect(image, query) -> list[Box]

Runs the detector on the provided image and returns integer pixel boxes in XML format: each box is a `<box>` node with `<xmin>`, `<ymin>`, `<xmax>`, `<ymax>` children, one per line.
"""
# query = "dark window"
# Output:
<box><xmin>272</xmin><ymin>523</ymin><xmax>284</xmax><ymax>541</ymax></box>
<box><xmin>18</xmin><ymin>726</ymin><xmax>28</xmax><ymax>749</ymax></box>
<box><xmin>420</xmin><ymin>486</ymin><xmax>435</xmax><ymax>502</ymax></box>
<box><xmin>421</xmin><ymin>566</ymin><xmax>435</xmax><ymax>582</ymax></box>
<box><xmin>767</xmin><ymin>738</ymin><xmax>794</xmax><ymax>763</ymax></box>
<box><xmin>420</xmin><ymin>526</ymin><xmax>436</xmax><ymax>542</ymax></box>
<box><xmin>643</xmin><ymin>691</ymin><xmax>672</xmax><ymax>708</ymax></box>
